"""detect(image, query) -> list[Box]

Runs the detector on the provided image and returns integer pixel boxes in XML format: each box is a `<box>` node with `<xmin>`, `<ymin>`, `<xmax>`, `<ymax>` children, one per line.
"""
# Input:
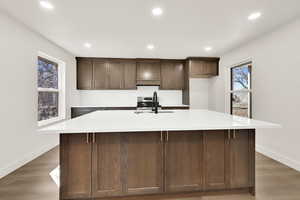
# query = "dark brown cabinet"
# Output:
<box><xmin>77</xmin><ymin>58</ymin><xmax>93</xmax><ymax>90</ymax></box>
<box><xmin>202</xmin><ymin>130</ymin><xmax>255</xmax><ymax>191</ymax></box>
<box><xmin>165</xmin><ymin>131</ymin><xmax>203</xmax><ymax>192</ymax></box>
<box><xmin>203</xmin><ymin>130</ymin><xmax>230</xmax><ymax>190</ymax></box>
<box><xmin>136</xmin><ymin>60</ymin><xmax>161</xmax><ymax>85</ymax></box>
<box><xmin>124</xmin><ymin>61</ymin><xmax>137</xmax><ymax>89</ymax></box>
<box><xmin>92</xmin><ymin>133</ymin><xmax>123</xmax><ymax>198</ymax></box>
<box><xmin>229</xmin><ymin>130</ymin><xmax>255</xmax><ymax>189</ymax></box>
<box><xmin>60</xmin><ymin>134</ymin><xmax>92</xmax><ymax>199</ymax></box>
<box><xmin>77</xmin><ymin>58</ymin><xmax>137</xmax><ymax>90</ymax></box>
<box><xmin>160</xmin><ymin>61</ymin><xmax>184</xmax><ymax>90</ymax></box>
<box><xmin>107</xmin><ymin>61</ymin><xmax>124</xmax><ymax>89</ymax></box>
<box><xmin>106</xmin><ymin>60</ymin><xmax>137</xmax><ymax>90</ymax></box>
<box><xmin>187</xmin><ymin>58</ymin><xmax>219</xmax><ymax>78</ymax></box>
<box><xmin>77</xmin><ymin>57</ymin><xmax>219</xmax><ymax>92</ymax></box>
<box><xmin>183</xmin><ymin>57</ymin><xmax>219</xmax><ymax>105</ymax></box>
<box><xmin>60</xmin><ymin>129</ymin><xmax>254</xmax><ymax>200</ymax></box>
<box><xmin>126</xmin><ymin>132</ymin><xmax>163</xmax><ymax>195</ymax></box>
<box><xmin>93</xmin><ymin>59</ymin><xmax>109</xmax><ymax>89</ymax></box>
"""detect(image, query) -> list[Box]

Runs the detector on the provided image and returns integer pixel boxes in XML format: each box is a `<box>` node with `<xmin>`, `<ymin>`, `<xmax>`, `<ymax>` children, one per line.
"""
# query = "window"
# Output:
<box><xmin>230</xmin><ymin>62</ymin><xmax>252</xmax><ymax>118</ymax></box>
<box><xmin>38</xmin><ymin>53</ymin><xmax>65</xmax><ymax>126</ymax></box>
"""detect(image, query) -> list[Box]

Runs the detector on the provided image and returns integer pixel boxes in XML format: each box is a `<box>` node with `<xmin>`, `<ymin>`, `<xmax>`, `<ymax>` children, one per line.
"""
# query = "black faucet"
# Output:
<box><xmin>152</xmin><ymin>91</ymin><xmax>158</xmax><ymax>114</ymax></box>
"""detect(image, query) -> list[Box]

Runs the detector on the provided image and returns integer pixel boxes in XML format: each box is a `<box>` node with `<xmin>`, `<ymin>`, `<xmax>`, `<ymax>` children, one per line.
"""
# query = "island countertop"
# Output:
<box><xmin>38</xmin><ymin>109</ymin><xmax>280</xmax><ymax>134</ymax></box>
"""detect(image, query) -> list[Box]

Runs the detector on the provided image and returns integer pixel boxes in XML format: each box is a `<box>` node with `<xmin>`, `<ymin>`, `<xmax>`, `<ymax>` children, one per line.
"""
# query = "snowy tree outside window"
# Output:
<box><xmin>38</xmin><ymin>57</ymin><xmax>60</xmax><ymax>122</ymax></box>
<box><xmin>230</xmin><ymin>63</ymin><xmax>252</xmax><ymax>118</ymax></box>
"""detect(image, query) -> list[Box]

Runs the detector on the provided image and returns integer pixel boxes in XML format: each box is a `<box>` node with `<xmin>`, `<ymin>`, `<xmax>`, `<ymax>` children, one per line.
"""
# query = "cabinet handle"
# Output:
<box><xmin>228</xmin><ymin>130</ymin><xmax>231</xmax><ymax>140</ymax></box>
<box><xmin>160</xmin><ymin>131</ymin><xmax>163</xmax><ymax>142</ymax></box>
<box><xmin>233</xmin><ymin>130</ymin><xmax>236</xmax><ymax>139</ymax></box>
<box><xmin>86</xmin><ymin>133</ymin><xmax>89</xmax><ymax>144</ymax></box>
<box><xmin>167</xmin><ymin>131</ymin><xmax>169</xmax><ymax>142</ymax></box>
<box><xmin>93</xmin><ymin>133</ymin><xmax>96</xmax><ymax>143</ymax></box>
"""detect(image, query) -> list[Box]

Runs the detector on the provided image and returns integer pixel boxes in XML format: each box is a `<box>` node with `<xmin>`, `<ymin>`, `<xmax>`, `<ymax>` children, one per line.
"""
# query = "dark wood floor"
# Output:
<box><xmin>1</xmin><ymin>146</ymin><xmax>300</xmax><ymax>200</ymax></box>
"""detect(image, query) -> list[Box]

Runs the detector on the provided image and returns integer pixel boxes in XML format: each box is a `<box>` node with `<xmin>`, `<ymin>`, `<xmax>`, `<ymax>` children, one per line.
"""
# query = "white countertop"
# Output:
<box><xmin>38</xmin><ymin>109</ymin><xmax>280</xmax><ymax>134</ymax></box>
<box><xmin>71</xmin><ymin>105</ymin><xmax>189</xmax><ymax>108</ymax></box>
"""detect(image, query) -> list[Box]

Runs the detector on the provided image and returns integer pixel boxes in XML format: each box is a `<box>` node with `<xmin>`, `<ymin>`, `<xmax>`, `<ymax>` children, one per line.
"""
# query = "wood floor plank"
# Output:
<box><xmin>0</xmin><ymin>146</ymin><xmax>300</xmax><ymax>200</ymax></box>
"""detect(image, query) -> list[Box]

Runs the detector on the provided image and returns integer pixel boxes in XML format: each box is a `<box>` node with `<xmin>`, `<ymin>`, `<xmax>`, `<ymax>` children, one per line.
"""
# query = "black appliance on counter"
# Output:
<box><xmin>136</xmin><ymin>93</ymin><xmax>161</xmax><ymax>112</ymax></box>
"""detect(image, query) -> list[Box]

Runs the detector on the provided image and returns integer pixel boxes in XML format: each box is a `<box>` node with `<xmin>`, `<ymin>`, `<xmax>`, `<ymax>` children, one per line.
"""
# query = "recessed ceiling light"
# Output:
<box><xmin>204</xmin><ymin>46</ymin><xmax>213</xmax><ymax>52</ymax></box>
<box><xmin>39</xmin><ymin>1</ymin><xmax>54</xmax><ymax>10</ymax></box>
<box><xmin>152</xmin><ymin>7</ymin><xmax>163</xmax><ymax>16</ymax></box>
<box><xmin>248</xmin><ymin>12</ymin><xmax>262</xmax><ymax>21</ymax></box>
<box><xmin>84</xmin><ymin>43</ymin><xmax>92</xmax><ymax>48</ymax></box>
<box><xmin>147</xmin><ymin>44</ymin><xmax>155</xmax><ymax>50</ymax></box>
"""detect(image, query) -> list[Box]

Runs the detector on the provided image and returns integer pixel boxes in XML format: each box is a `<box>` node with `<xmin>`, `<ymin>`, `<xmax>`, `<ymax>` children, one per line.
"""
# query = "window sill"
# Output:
<box><xmin>38</xmin><ymin>116</ymin><xmax>65</xmax><ymax>127</ymax></box>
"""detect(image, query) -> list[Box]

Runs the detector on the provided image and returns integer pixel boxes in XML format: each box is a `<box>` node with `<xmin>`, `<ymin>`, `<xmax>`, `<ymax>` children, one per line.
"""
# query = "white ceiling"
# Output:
<box><xmin>1</xmin><ymin>0</ymin><xmax>300</xmax><ymax>58</ymax></box>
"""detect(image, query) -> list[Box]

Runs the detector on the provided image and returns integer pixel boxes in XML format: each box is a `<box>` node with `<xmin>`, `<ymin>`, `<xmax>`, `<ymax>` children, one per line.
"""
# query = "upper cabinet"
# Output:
<box><xmin>187</xmin><ymin>57</ymin><xmax>219</xmax><ymax>78</ymax></box>
<box><xmin>160</xmin><ymin>60</ymin><xmax>184</xmax><ymax>90</ymax></box>
<box><xmin>76</xmin><ymin>58</ymin><xmax>136</xmax><ymax>90</ymax></box>
<box><xmin>182</xmin><ymin>57</ymin><xmax>219</xmax><ymax>105</ymax></box>
<box><xmin>77</xmin><ymin>58</ymin><xmax>93</xmax><ymax>90</ymax></box>
<box><xmin>107</xmin><ymin>61</ymin><xmax>124</xmax><ymax>89</ymax></box>
<box><xmin>123</xmin><ymin>61</ymin><xmax>137</xmax><ymax>89</ymax></box>
<box><xmin>93</xmin><ymin>59</ymin><xmax>109</xmax><ymax>89</ymax></box>
<box><xmin>136</xmin><ymin>59</ymin><xmax>161</xmax><ymax>86</ymax></box>
<box><xmin>76</xmin><ymin>57</ymin><xmax>219</xmax><ymax>91</ymax></box>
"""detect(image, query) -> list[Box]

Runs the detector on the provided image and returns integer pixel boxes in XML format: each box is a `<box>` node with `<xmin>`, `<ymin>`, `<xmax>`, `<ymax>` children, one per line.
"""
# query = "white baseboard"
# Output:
<box><xmin>0</xmin><ymin>142</ymin><xmax>58</xmax><ymax>179</ymax></box>
<box><xmin>256</xmin><ymin>145</ymin><xmax>300</xmax><ymax>172</ymax></box>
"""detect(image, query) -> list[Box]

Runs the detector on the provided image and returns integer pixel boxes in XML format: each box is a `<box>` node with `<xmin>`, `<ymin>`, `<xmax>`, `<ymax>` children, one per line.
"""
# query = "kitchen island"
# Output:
<box><xmin>39</xmin><ymin>109</ymin><xmax>280</xmax><ymax>200</ymax></box>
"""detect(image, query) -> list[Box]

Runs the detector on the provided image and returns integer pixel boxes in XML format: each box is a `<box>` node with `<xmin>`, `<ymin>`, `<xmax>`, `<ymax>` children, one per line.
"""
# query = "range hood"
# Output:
<box><xmin>136</xmin><ymin>80</ymin><xmax>161</xmax><ymax>86</ymax></box>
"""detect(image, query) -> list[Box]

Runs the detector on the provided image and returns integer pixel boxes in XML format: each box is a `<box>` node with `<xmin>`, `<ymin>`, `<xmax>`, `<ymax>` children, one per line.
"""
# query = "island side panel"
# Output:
<box><xmin>60</xmin><ymin>133</ymin><xmax>92</xmax><ymax>200</ymax></box>
<box><xmin>249</xmin><ymin>129</ymin><xmax>256</xmax><ymax>195</ymax></box>
<box><xmin>229</xmin><ymin>129</ymin><xmax>256</xmax><ymax>190</ymax></box>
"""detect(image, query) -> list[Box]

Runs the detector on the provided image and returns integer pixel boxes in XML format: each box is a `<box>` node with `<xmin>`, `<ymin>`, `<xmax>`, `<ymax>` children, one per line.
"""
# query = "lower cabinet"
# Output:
<box><xmin>126</xmin><ymin>132</ymin><xmax>163</xmax><ymax>195</ymax></box>
<box><xmin>229</xmin><ymin>129</ymin><xmax>255</xmax><ymax>189</ymax></box>
<box><xmin>60</xmin><ymin>134</ymin><xmax>92</xmax><ymax>199</ymax></box>
<box><xmin>165</xmin><ymin>131</ymin><xmax>203</xmax><ymax>192</ymax></box>
<box><xmin>203</xmin><ymin>130</ymin><xmax>230</xmax><ymax>190</ymax></box>
<box><xmin>92</xmin><ymin>133</ymin><xmax>123</xmax><ymax>198</ymax></box>
<box><xmin>203</xmin><ymin>130</ymin><xmax>255</xmax><ymax>191</ymax></box>
<box><xmin>60</xmin><ymin>130</ymin><xmax>255</xmax><ymax>200</ymax></box>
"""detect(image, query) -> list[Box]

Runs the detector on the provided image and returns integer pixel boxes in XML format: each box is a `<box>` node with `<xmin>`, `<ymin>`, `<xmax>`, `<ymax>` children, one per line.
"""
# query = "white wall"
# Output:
<box><xmin>77</xmin><ymin>86</ymin><xmax>183</xmax><ymax>107</ymax></box>
<box><xmin>0</xmin><ymin>12</ymin><xmax>78</xmax><ymax>178</ymax></box>
<box><xmin>190</xmin><ymin>79</ymin><xmax>210</xmax><ymax>109</ymax></box>
<box><xmin>77</xmin><ymin>80</ymin><xmax>211</xmax><ymax>109</ymax></box>
<box><xmin>211</xmin><ymin>18</ymin><xmax>300</xmax><ymax>171</ymax></box>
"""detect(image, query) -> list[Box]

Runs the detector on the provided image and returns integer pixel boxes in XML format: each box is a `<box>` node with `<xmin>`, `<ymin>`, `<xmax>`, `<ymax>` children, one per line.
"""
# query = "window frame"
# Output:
<box><xmin>230</xmin><ymin>62</ymin><xmax>252</xmax><ymax>118</ymax></box>
<box><xmin>38</xmin><ymin>52</ymin><xmax>66</xmax><ymax>127</ymax></box>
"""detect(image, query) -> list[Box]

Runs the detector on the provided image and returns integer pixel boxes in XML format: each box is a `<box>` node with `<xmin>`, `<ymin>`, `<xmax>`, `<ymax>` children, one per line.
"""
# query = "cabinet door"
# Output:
<box><xmin>160</xmin><ymin>61</ymin><xmax>184</xmax><ymax>90</ymax></box>
<box><xmin>230</xmin><ymin>130</ymin><xmax>255</xmax><ymax>189</ymax></box>
<box><xmin>107</xmin><ymin>62</ymin><xmax>124</xmax><ymax>89</ymax></box>
<box><xmin>190</xmin><ymin>60</ymin><xmax>205</xmax><ymax>77</ymax></box>
<box><xmin>126</xmin><ymin>132</ymin><xmax>163</xmax><ymax>195</ymax></box>
<box><xmin>165</xmin><ymin>131</ymin><xmax>203</xmax><ymax>192</ymax></box>
<box><xmin>77</xmin><ymin>58</ymin><xmax>93</xmax><ymax>89</ymax></box>
<box><xmin>92</xmin><ymin>133</ymin><xmax>123</xmax><ymax>198</ymax></box>
<box><xmin>60</xmin><ymin>134</ymin><xmax>92</xmax><ymax>199</ymax></box>
<box><xmin>124</xmin><ymin>62</ymin><xmax>137</xmax><ymax>89</ymax></box>
<box><xmin>189</xmin><ymin>59</ymin><xmax>218</xmax><ymax>78</ymax></box>
<box><xmin>206</xmin><ymin>61</ymin><xmax>218</xmax><ymax>75</ymax></box>
<box><xmin>136</xmin><ymin>61</ymin><xmax>161</xmax><ymax>81</ymax></box>
<box><xmin>93</xmin><ymin>59</ymin><xmax>108</xmax><ymax>89</ymax></box>
<box><xmin>203</xmin><ymin>130</ymin><xmax>230</xmax><ymax>190</ymax></box>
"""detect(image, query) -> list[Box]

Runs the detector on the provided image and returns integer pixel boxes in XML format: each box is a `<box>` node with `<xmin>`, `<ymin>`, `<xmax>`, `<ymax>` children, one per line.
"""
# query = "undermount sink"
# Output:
<box><xmin>134</xmin><ymin>110</ymin><xmax>174</xmax><ymax>114</ymax></box>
